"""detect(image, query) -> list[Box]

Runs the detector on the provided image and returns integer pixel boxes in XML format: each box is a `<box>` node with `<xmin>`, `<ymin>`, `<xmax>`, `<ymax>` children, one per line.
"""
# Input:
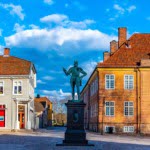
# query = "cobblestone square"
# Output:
<box><xmin>0</xmin><ymin>127</ymin><xmax>150</xmax><ymax>150</ymax></box>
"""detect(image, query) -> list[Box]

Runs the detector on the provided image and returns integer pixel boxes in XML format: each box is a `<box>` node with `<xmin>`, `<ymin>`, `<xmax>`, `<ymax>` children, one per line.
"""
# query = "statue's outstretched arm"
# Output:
<box><xmin>63</xmin><ymin>67</ymin><xmax>71</xmax><ymax>76</ymax></box>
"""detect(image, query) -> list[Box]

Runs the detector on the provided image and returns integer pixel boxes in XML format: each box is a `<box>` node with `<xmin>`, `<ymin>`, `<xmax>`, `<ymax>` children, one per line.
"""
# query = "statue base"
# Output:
<box><xmin>56</xmin><ymin>100</ymin><xmax>94</xmax><ymax>146</ymax></box>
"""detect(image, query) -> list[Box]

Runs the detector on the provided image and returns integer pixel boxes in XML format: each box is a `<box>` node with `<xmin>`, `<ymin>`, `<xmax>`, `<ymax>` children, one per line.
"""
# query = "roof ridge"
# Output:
<box><xmin>0</xmin><ymin>55</ymin><xmax>31</xmax><ymax>63</ymax></box>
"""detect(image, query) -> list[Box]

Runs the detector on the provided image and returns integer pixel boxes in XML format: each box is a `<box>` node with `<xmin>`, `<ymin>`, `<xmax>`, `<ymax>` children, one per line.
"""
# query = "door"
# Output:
<box><xmin>18</xmin><ymin>112</ymin><xmax>25</xmax><ymax>129</ymax></box>
<box><xmin>18</xmin><ymin>105</ymin><xmax>25</xmax><ymax>129</ymax></box>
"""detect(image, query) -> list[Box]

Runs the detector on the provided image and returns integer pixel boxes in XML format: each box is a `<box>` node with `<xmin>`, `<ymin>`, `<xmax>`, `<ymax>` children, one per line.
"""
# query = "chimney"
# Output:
<box><xmin>110</xmin><ymin>40</ymin><xmax>118</xmax><ymax>54</ymax></box>
<box><xmin>118</xmin><ymin>27</ymin><xmax>127</xmax><ymax>48</ymax></box>
<box><xmin>37</xmin><ymin>94</ymin><xmax>40</xmax><ymax>98</ymax></box>
<box><xmin>3</xmin><ymin>48</ymin><xmax>10</xmax><ymax>57</ymax></box>
<box><xmin>103</xmin><ymin>51</ymin><xmax>110</xmax><ymax>62</ymax></box>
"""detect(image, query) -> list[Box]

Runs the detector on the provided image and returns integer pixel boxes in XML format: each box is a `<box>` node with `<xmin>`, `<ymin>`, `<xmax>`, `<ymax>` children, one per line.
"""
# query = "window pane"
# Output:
<box><xmin>18</xmin><ymin>86</ymin><xmax>22</xmax><ymax>94</ymax></box>
<box><xmin>106</xmin><ymin>107</ymin><xmax>109</xmax><ymax>115</ymax></box>
<box><xmin>125</xmin><ymin>107</ymin><xmax>128</xmax><ymax>115</ymax></box>
<box><xmin>110</xmin><ymin>107</ymin><xmax>114</xmax><ymax>115</ymax></box>
<box><xmin>129</xmin><ymin>107</ymin><xmax>133</xmax><ymax>115</ymax></box>
<box><xmin>14</xmin><ymin>86</ymin><xmax>17</xmax><ymax>94</ymax></box>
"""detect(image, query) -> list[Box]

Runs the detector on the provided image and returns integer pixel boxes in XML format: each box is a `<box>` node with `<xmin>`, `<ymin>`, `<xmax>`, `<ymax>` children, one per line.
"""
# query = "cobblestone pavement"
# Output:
<box><xmin>0</xmin><ymin>127</ymin><xmax>150</xmax><ymax>150</ymax></box>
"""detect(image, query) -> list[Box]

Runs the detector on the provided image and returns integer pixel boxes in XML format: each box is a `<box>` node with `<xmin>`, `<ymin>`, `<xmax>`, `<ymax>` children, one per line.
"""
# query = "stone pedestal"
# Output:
<box><xmin>57</xmin><ymin>100</ymin><xmax>94</xmax><ymax>146</ymax></box>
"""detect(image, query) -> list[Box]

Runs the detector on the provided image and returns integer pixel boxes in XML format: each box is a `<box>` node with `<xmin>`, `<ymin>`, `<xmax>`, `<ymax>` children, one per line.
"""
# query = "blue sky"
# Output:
<box><xmin>0</xmin><ymin>0</ymin><xmax>150</xmax><ymax>100</ymax></box>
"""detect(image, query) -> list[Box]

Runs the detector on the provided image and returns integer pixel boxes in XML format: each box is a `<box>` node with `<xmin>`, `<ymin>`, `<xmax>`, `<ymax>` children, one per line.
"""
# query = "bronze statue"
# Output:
<box><xmin>63</xmin><ymin>61</ymin><xmax>87</xmax><ymax>100</ymax></box>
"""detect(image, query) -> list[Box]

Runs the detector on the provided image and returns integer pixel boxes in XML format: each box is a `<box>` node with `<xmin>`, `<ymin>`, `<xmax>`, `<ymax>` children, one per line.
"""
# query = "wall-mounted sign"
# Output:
<box><xmin>0</xmin><ymin>116</ymin><xmax>4</xmax><ymax>121</ymax></box>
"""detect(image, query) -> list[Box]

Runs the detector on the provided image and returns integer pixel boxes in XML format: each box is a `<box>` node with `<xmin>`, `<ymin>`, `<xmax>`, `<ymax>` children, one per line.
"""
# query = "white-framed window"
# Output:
<box><xmin>0</xmin><ymin>81</ymin><xmax>4</xmax><ymax>95</ymax></box>
<box><xmin>124</xmin><ymin>102</ymin><xmax>134</xmax><ymax>116</ymax></box>
<box><xmin>124</xmin><ymin>75</ymin><xmax>134</xmax><ymax>89</ymax></box>
<box><xmin>13</xmin><ymin>81</ymin><xmax>22</xmax><ymax>95</ymax></box>
<box><xmin>105</xmin><ymin>101</ymin><xmax>115</xmax><ymax>116</ymax></box>
<box><xmin>123</xmin><ymin>126</ymin><xmax>134</xmax><ymax>132</ymax></box>
<box><xmin>105</xmin><ymin>75</ymin><xmax>115</xmax><ymax>89</ymax></box>
<box><xmin>105</xmin><ymin>126</ymin><xmax>115</xmax><ymax>133</ymax></box>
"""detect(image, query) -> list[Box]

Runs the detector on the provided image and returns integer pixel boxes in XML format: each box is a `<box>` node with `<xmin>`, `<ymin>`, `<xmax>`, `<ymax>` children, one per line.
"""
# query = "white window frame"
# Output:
<box><xmin>124</xmin><ymin>75</ymin><xmax>134</xmax><ymax>90</ymax></box>
<box><xmin>13</xmin><ymin>81</ymin><xmax>23</xmax><ymax>95</ymax></box>
<box><xmin>123</xmin><ymin>126</ymin><xmax>134</xmax><ymax>133</ymax></box>
<box><xmin>105</xmin><ymin>101</ymin><xmax>115</xmax><ymax>116</ymax></box>
<box><xmin>124</xmin><ymin>101</ymin><xmax>134</xmax><ymax>116</ymax></box>
<box><xmin>0</xmin><ymin>81</ymin><xmax>4</xmax><ymax>96</ymax></box>
<box><xmin>105</xmin><ymin>74</ymin><xmax>115</xmax><ymax>89</ymax></box>
<box><xmin>105</xmin><ymin>126</ymin><xmax>115</xmax><ymax>133</ymax></box>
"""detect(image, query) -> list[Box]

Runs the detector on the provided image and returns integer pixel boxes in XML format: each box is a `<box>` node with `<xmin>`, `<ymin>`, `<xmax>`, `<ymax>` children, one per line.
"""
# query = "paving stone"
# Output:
<box><xmin>0</xmin><ymin>127</ymin><xmax>149</xmax><ymax>150</ymax></box>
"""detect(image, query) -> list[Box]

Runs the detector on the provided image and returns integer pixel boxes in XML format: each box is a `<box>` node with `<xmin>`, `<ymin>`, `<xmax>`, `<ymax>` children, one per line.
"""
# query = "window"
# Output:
<box><xmin>13</xmin><ymin>81</ymin><xmax>22</xmax><ymax>95</ymax></box>
<box><xmin>124</xmin><ymin>102</ymin><xmax>134</xmax><ymax>116</ymax></box>
<box><xmin>105</xmin><ymin>102</ymin><xmax>114</xmax><ymax>116</ymax></box>
<box><xmin>0</xmin><ymin>81</ymin><xmax>4</xmax><ymax>95</ymax></box>
<box><xmin>105</xmin><ymin>75</ymin><xmax>115</xmax><ymax>89</ymax></box>
<box><xmin>124</xmin><ymin>75</ymin><xmax>134</xmax><ymax>89</ymax></box>
<box><xmin>105</xmin><ymin>126</ymin><xmax>115</xmax><ymax>133</ymax></box>
<box><xmin>123</xmin><ymin>126</ymin><xmax>134</xmax><ymax>132</ymax></box>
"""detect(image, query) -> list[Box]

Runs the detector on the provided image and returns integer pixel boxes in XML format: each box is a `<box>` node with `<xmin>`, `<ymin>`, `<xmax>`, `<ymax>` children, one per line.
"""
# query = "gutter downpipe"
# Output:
<box><xmin>97</xmin><ymin>69</ymin><xmax>100</xmax><ymax>132</ymax></box>
<box><xmin>136</xmin><ymin>67</ymin><xmax>141</xmax><ymax>135</ymax></box>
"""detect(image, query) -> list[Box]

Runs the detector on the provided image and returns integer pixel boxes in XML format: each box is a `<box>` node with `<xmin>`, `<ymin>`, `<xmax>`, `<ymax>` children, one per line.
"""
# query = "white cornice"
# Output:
<box><xmin>0</xmin><ymin>75</ymin><xmax>29</xmax><ymax>79</ymax></box>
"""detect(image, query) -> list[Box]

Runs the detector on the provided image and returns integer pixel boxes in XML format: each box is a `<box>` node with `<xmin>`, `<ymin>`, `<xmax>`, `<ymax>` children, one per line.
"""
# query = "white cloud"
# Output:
<box><xmin>0</xmin><ymin>3</ymin><xmax>25</xmax><ymax>20</ymax></box>
<box><xmin>37</xmin><ymin>80</ymin><xmax>46</xmax><ymax>84</ymax></box>
<box><xmin>127</xmin><ymin>5</ymin><xmax>136</xmax><ymax>13</ymax></box>
<box><xmin>41</xmin><ymin>89</ymin><xmax>71</xmax><ymax>100</ymax></box>
<box><xmin>81</xmin><ymin>60</ymin><xmax>98</xmax><ymax>79</ymax></box>
<box><xmin>44</xmin><ymin>0</ymin><xmax>54</xmax><ymax>5</ymax></box>
<box><xmin>0</xmin><ymin>45</ymin><xmax>4</xmax><ymax>54</ymax></box>
<box><xmin>29</xmin><ymin>24</ymin><xmax>39</xmax><ymax>29</ymax></box>
<box><xmin>14</xmin><ymin>23</ymin><xmax>25</xmax><ymax>32</ymax></box>
<box><xmin>40</xmin><ymin>14</ymin><xmax>95</xmax><ymax>29</ymax></box>
<box><xmin>113</xmin><ymin>4</ymin><xmax>125</xmax><ymax>14</ymax></box>
<box><xmin>0</xmin><ymin>29</ymin><xmax>2</xmax><ymax>36</ymax></box>
<box><xmin>40</xmin><ymin>14</ymin><xmax>68</xmax><ymax>24</ymax></box>
<box><xmin>110</xmin><ymin>4</ymin><xmax>136</xmax><ymax>21</ymax></box>
<box><xmin>5</xmin><ymin>27</ymin><xmax>117</xmax><ymax>54</ymax></box>
<box><xmin>43</xmin><ymin>76</ymin><xmax>54</xmax><ymax>80</ymax></box>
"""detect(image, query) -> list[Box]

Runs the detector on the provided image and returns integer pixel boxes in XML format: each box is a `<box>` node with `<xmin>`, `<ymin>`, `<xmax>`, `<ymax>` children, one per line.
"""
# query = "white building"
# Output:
<box><xmin>0</xmin><ymin>48</ymin><xmax>36</xmax><ymax>130</ymax></box>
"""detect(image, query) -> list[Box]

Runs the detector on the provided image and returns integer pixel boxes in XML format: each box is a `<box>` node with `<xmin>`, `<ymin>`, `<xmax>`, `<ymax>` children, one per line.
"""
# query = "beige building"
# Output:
<box><xmin>0</xmin><ymin>48</ymin><xmax>36</xmax><ymax>130</ymax></box>
<box><xmin>81</xmin><ymin>27</ymin><xmax>150</xmax><ymax>135</ymax></box>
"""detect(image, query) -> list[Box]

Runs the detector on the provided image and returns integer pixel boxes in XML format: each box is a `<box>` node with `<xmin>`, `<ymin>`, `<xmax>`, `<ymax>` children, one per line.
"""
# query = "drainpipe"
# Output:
<box><xmin>101</xmin><ymin>97</ymin><xmax>105</xmax><ymax>135</ymax></box>
<box><xmin>138</xmin><ymin>68</ymin><xmax>141</xmax><ymax>134</ymax></box>
<box><xmin>10</xmin><ymin>77</ymin><xmax>13</xmax><ymax>130</ymax></box>
<box><xmin>136</xmin><ymin>68</ymin><xmax>141</xmax><ymax>135</ymax></box>
<box><xmin>97</xmin><ymin>70</ymin><xmax>100</xmax><ymax>132</ymax></box>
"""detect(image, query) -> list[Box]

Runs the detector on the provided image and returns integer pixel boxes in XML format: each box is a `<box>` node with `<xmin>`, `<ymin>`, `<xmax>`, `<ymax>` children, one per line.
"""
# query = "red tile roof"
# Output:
<box><xmin>98</xmin><ymin>34</ymin><xmax>150</xmax><ymax>67</ymax></box>
<box><xmin>0</xmin><ymin>56</ymin><xmax>32</xmax><ymax>75</ymax></box>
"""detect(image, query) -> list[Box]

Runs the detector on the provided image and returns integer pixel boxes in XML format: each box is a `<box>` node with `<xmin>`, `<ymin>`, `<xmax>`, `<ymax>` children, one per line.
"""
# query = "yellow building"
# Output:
<box><xmin>81</xmin><ymin>27</ymin><xmax>150</xmax><ymax>135</ymax></box>
<box><xmin>34</xmin><ymin>95</ymin><xmax>53</xmax><ymax>128</ymax></box>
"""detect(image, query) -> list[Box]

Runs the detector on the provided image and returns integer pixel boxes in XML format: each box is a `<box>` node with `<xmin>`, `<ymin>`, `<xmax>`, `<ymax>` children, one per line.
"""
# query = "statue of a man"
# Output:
<box><xmin>63</xmin><ymin>61</ymin><xmax>87</xmax><ymax>100</ymax></box>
